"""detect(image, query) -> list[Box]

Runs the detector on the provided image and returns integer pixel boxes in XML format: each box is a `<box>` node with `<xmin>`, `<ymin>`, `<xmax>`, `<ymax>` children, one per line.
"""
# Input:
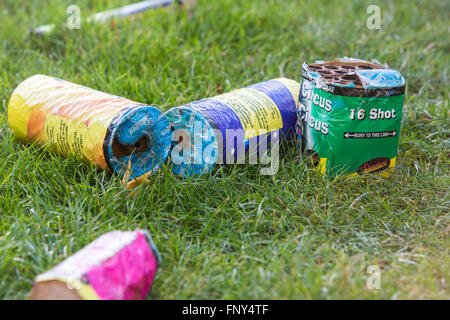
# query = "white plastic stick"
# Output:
<box><xmin>33</xmin><ymin>0</ymin><xmax>176</xmax><ymax>35</ymax></box>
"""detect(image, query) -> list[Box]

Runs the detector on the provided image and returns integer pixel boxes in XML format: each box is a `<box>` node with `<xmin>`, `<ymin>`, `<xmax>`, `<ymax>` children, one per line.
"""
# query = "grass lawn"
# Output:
<box><xmin>0</xmin><ymin>0</ymin><xmax>448</xmax><ymax>299</ymax></box>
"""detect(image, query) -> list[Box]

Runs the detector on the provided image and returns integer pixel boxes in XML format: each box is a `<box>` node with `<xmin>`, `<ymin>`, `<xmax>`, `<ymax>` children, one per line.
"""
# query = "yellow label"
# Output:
<box><xmin>318</xmin><ymin>157</ymin><xmax>327</xmax><ymax>174</ymax></box>
<box><xmin>45</xmin><ymin>115</ymin><xmax>86</xmax><ymax>157</ymax></box>
<box><xmin>7</xmin><ymin>94</ymin><xmax>33</xmax><ymax>142</ymax></box>
<box><xmin>213</xmin><ymin>88</ymin><xmax>283</xmax><ymax>140</ymax></box>
<box><xmin>44</xmin><ymin>114</ymin><xmax>109</xmax><ymax>169</ymax></box>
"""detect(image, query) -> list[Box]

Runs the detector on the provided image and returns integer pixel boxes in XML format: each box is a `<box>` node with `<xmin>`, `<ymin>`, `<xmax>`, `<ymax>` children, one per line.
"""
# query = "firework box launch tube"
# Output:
<box><xmin>29</xmin><ymin>230</ymin><xmax>161</xmax><ymax>300</ymax></box>
<box><xmin>7</xmin><ymin>75</ymin><xmax>171</xmax><ymax>187</ymax></box>
<box><xmin>297</xmin><ymin>57</ymin><xmax>406</xmax><ymax>177</ymax></box>
<box><xmin>165</xmin><ymin>78</ymin><xmax>300</xmax><ymax>177</ymax></box>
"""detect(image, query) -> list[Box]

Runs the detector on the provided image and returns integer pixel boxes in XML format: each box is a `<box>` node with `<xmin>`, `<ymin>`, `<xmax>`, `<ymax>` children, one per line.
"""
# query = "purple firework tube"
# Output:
<box><xmin>165</xmin><ymin>78</ymin><xmax>300</xmax><ymax>177</ymax></box>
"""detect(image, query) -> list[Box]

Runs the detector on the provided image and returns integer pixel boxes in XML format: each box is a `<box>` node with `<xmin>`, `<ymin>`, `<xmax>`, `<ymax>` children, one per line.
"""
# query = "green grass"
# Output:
<box><xmin>0</xmin><ymin>0</ymin><xmax>449</xmax><ymax>299</ymax></box>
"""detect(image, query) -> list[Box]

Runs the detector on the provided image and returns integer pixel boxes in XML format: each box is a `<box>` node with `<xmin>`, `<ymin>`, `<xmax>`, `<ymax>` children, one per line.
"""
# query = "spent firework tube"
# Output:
<box><xmin>165</xmin><ymin>78</ymin><xmax>300</xmax><ymax>177</ymax></box>
<box><xmin>7</xmin><ymin>75</ymin><xmax>171</xmax><ymax>186</ymax></box>
<box><xmin>33</xmin><ymin>0</ymin><xmax>178</xmax><ymax>35</ymax></box>
<box><xmin>297</xmin><ymin>57</ymin><xmax>406</xmax><ymax>177</ymax></box>
<box><xmin>30</xmin><ymin>230</ymin><xmax>161</xmax><ymax>300</ymax></box>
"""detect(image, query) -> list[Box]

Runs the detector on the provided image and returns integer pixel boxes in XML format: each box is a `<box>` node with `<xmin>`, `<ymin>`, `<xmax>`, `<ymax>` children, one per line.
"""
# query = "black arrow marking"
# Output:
<box><xmin>343</xmin><ymin>131</ymin><xmax>397</xmax><ymax>139</ymax></box>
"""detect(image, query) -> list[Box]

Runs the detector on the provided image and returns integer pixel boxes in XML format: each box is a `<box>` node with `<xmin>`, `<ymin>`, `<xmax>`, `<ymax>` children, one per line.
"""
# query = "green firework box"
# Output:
<box><xmin>297</xmin><ymin>57</ymin><xmax>406</xmax><ymax>177</ymax></box>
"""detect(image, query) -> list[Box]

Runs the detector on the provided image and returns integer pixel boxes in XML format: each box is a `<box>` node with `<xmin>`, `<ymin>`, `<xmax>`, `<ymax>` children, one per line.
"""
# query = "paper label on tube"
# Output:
<box><xmin>212</xmin><ymin>88</ymin><xmax>283</xmax><ymax>140</ymax></box>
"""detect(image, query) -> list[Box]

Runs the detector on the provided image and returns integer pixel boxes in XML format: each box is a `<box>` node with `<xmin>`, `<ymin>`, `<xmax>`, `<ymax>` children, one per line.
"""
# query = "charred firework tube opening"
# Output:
<box><xmin>165</xmin><ymin>78</ymin><xmax>300</xmax><ymax>177</ymax></box>
<box><xmin>7</xmin><ymin>75</ymin><xmax>171</xmax><ymax>185</ymax></box>
<box><xmin>29</xmin><ymin>230</ymin><xmax>161</xmax><ymax>300</ymax></box>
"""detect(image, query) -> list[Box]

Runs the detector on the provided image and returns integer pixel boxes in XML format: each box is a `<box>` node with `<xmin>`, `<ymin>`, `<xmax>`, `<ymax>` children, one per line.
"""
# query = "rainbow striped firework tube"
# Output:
<box><xmin>7</xmin><ymin>75</ymin><xmax>171</xmax><ymax>186</ymax></box>
<box><xmin>29</xmin><ymin>230</ymin><xmax>161</xmax><ymax>300</ymax></box>
<box><xmin>165</xmin><ymin>78</ymin><xmax>300</xmax><ymax>177</ymax></box>
<box><xmin>297</xmin><ymin>57</ymin><xmax>405</xmax><ymax>177</ymax></box>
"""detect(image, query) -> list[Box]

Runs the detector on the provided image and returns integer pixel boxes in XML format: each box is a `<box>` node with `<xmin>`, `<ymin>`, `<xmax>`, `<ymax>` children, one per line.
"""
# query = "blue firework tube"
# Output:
<box><xmin>165</xmin><ymin>78</ymin><xmax>300</xmax><ymax>177</ymax></box>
